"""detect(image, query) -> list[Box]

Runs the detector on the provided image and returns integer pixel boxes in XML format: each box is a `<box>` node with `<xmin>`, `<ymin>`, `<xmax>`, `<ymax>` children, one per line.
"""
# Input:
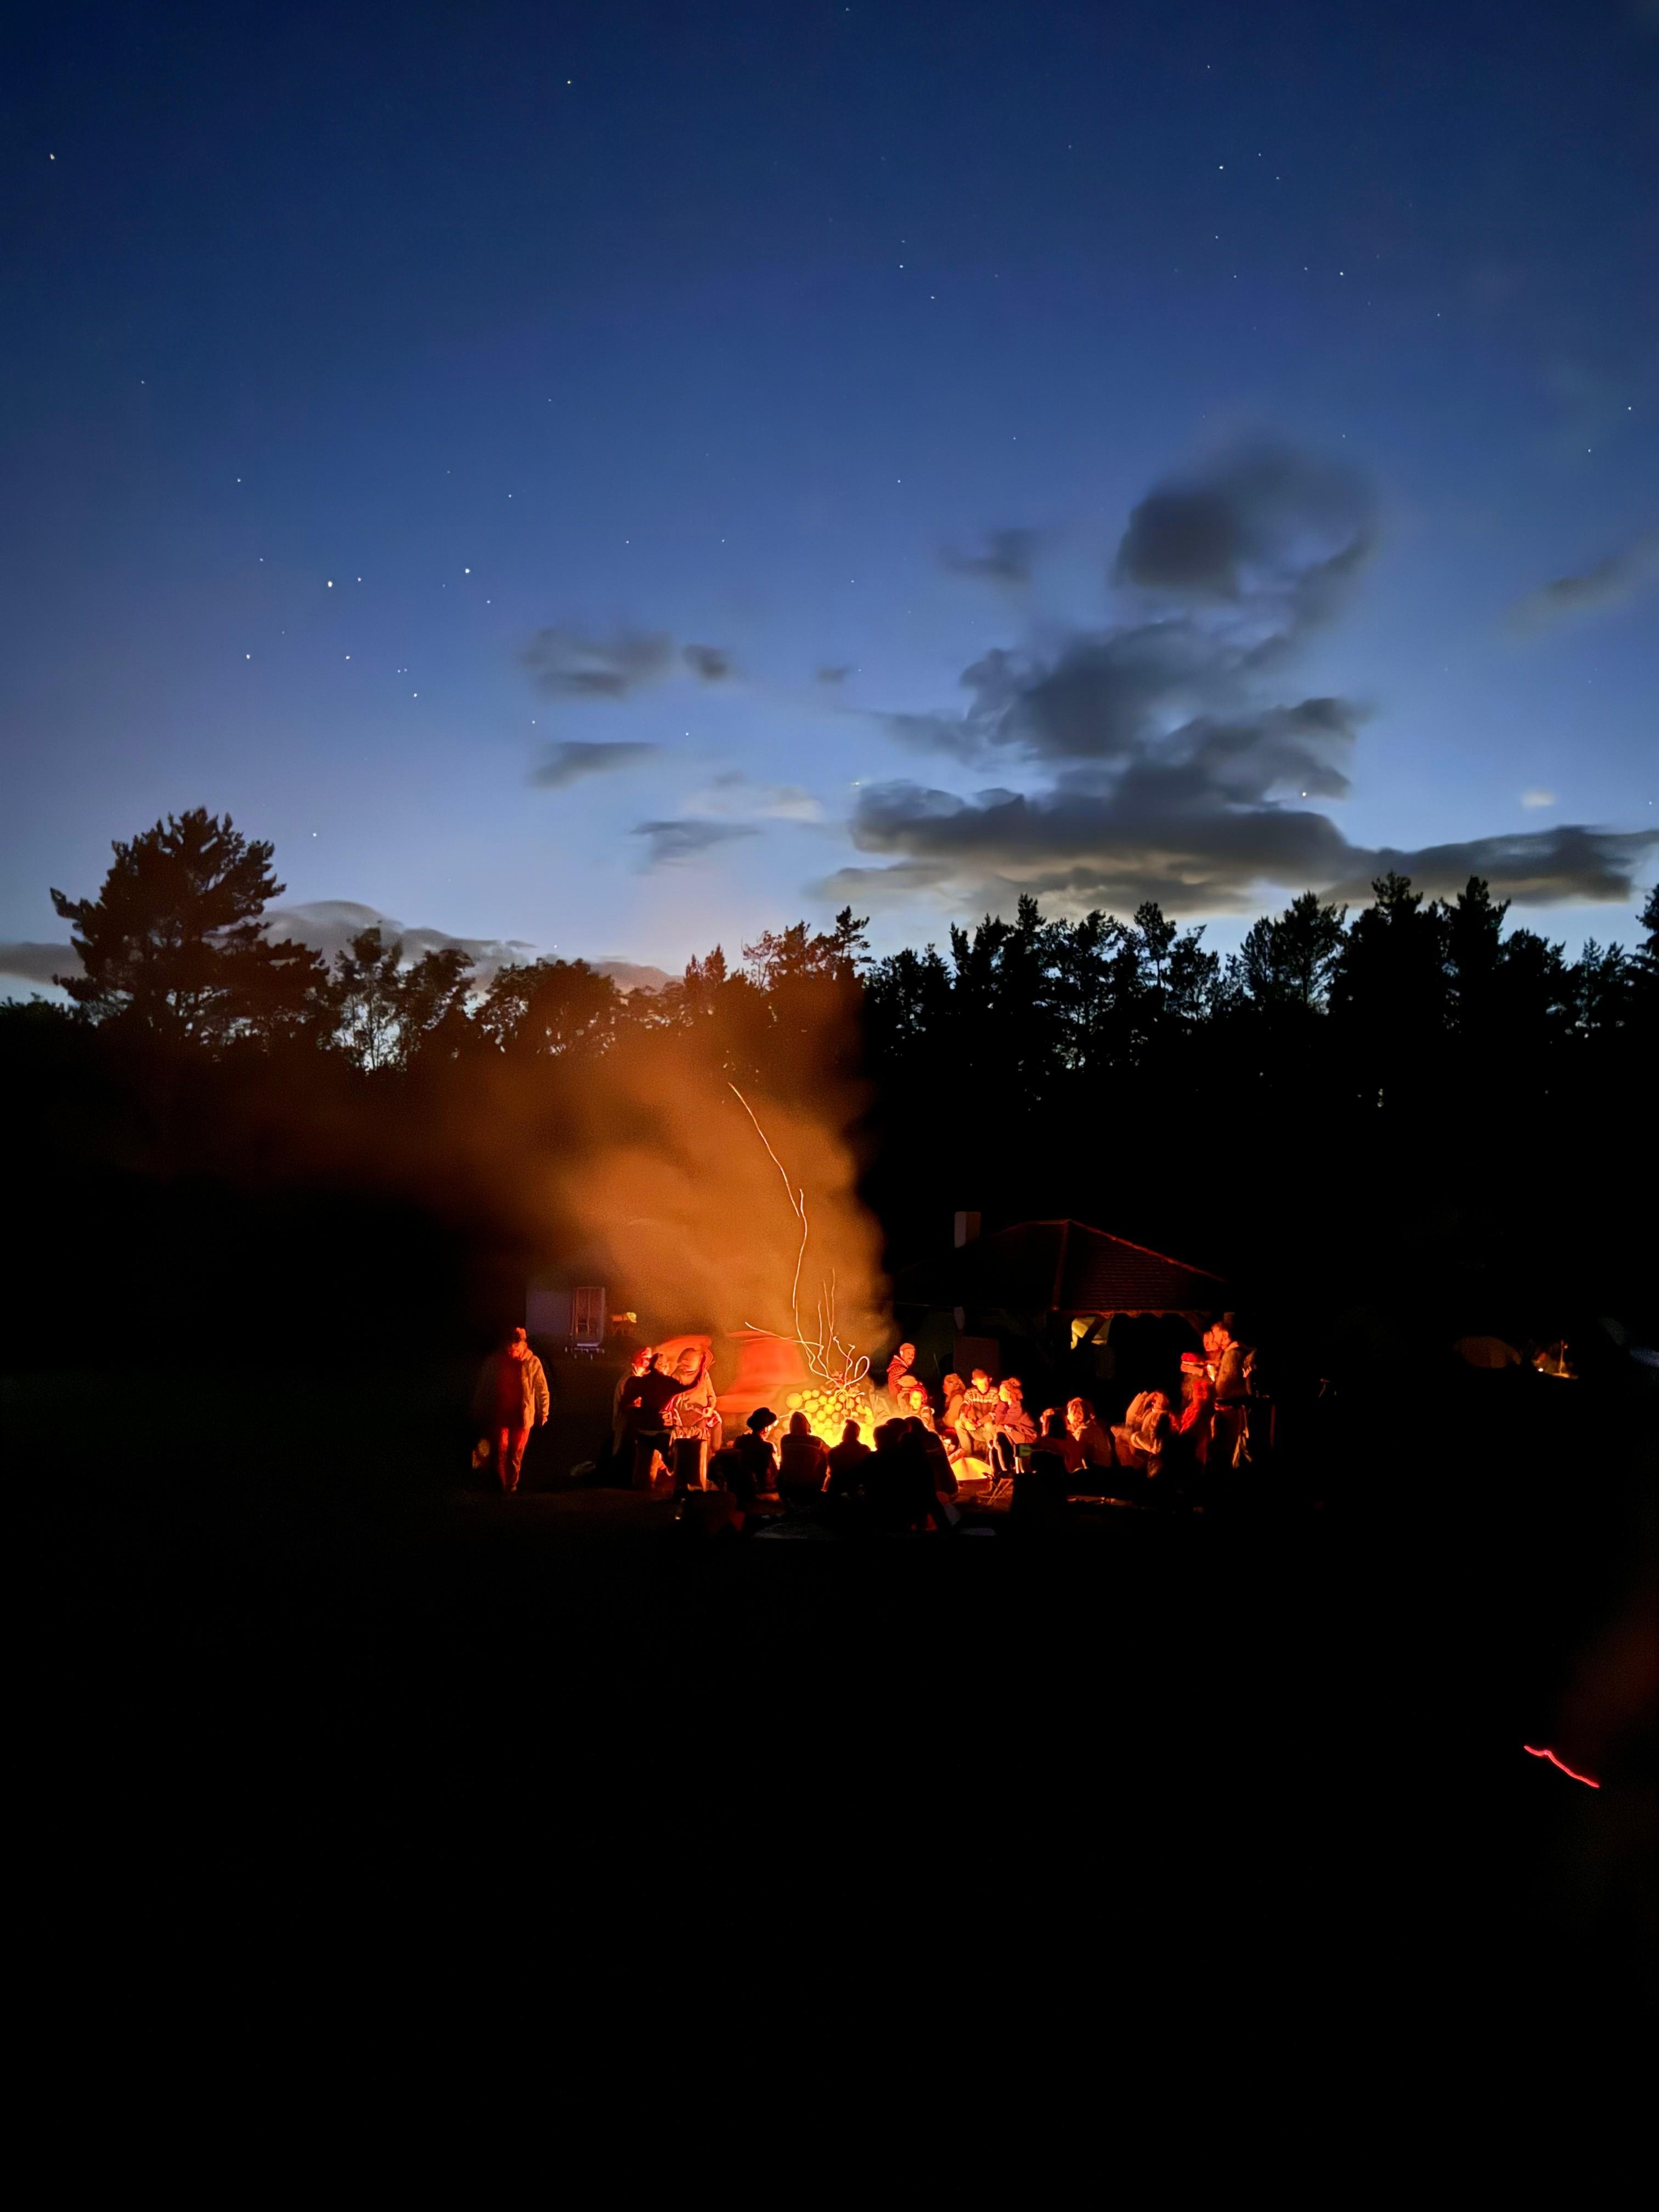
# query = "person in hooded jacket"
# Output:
<box><xmin>472</xmin><ymin>1325</ymin><xmax>551</xmax><ymax>1494</ymax></box>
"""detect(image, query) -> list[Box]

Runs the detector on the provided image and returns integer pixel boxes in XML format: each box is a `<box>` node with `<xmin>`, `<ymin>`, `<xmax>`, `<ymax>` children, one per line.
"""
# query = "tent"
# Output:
<box><xmin>893</xmin><ymin>1218</ymin><xmax>1228</xmax><ymax>1327</ymax></box>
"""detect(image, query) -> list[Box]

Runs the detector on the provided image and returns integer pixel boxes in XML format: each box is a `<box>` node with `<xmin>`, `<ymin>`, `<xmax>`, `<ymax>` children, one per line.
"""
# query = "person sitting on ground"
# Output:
<box><xmin>777</xmin><ymin>1410</ymin><xmax>831</xmax><ymax>1510</ymax></box>
<box><xmin>825</xmin><ymin>1419</ymin><xmax>872</xmax><ymax>1500</ymax></box>
<box><xmin>992</xmin><ymin>1376</ymin><xmax>1039</xmax><ymax>1479</ymax></box>
<box><xmin>472</xmin><ymin>1324</ymin><xmax>551</xmax><ymax>1496</ymax></box>
<box><xmin>729</xmin><ymin>1406</ymin><xmax>779</xmax><ymax>1506</ymax></box>
<box><xmin>867</xmin><ymin>1418</ymin><xmax>945</xmax><ymax>1533</ymax></box>
<box><xmin>939</xmin><ymin>1370</ymin><xmax>965</xmax><ymax>1432</ymax></box>
<box><xmin>1036</xmin><ymin>1406</ymin><xmax>1087</xmax><ymax>1476</ymax></box>
<box><xmin>1065</xmin><ymin>1396</ymin><xmax>1114</xmax><ymax>1469</ymax></box>
<box><xmin>907</xmin><ymin>1413</ymin><xmax>958</xmax><ymax>1503</ymax></box>
<box><xmin>956</xmin><ymin>1368</ymin><xmax>1003</xmax><ymax>1468</ymax></box>
<box><xmin>1142</xmin><ymin>1389</ymin><xmax>1173</xmax><ymax>1471</ymax></box>
<box><xmin>1113</xmin><ymin>1389</ymin><xmax>1171</xmax><ymax>1481</ymax></box>
<box><xmin>1111</xmin><ymin>1389</ymin><xmax>1157</xmax><ymax>1466</ymax></box>
<box><xmin>896</xmin><ymin>1376</ymin><xmax>936</xmax><ymax>1426</ymax></box>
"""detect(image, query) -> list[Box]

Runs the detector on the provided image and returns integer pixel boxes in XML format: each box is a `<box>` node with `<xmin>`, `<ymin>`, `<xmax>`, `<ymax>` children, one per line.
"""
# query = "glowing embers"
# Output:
<box><xmin>1522</xmin><ymin>1745</ymin><xmax>1600</xmax><ymax>1789</ymax></box>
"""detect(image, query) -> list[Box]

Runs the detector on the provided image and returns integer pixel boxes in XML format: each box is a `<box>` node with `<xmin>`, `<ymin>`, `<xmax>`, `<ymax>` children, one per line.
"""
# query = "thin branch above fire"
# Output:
<box><xmin>729</xmin><ymin>1085</ymin><xmax>868</xmax><ymax>1389</ymax></box>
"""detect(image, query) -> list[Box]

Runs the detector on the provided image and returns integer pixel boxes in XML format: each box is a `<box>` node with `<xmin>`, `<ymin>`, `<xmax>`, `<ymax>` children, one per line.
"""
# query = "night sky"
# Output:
<box><xmin>4</xmin><ymin>0</ymin><xmax>1655</xmax><ymax>989</ymax></box>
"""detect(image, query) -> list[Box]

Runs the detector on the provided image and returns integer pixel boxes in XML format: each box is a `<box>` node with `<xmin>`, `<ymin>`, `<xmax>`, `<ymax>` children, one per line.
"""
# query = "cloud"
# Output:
<box><xmin>830</xmin><ymin>443</ymin><xmax>1654</xmax><ymax>915</ymax></box>
<box><xmin>942</xmin><ymin>527</ymin><xmax>1041</xmax><ymax>588</ymax></box>
<box><xmin>816</xmin><ymin>664</ymin><xmax>853</xmax><ymax>686</ymax></box>
<box><xmin>522</xmin><ymin>628</ymin><xmax>674</xmax><ymax>698</ymax></box>
<box><xmin>631</xmin><ymin>819</ymin><xmax>760</xmax><ymax>867</ymax></box>
<box><xmin>1114</xmin><ymin>443</ymin><xmax>1375</xmax><ymax>615</ymax></box>
<box><xmin>0</xmin><ymin>941</ymin><xmax>77</xmax><ymax>986</ymax></box>
<box><xmin>823</xmin><ymin>786</ymin><xmax>1656</xmax><ymax>914</ymax></box>
<box><xmin>529</xmin><ymin>740</ymin><xmax>664</xmax><ymax>789</ymax></box>
<box><xmin>1509</xmin><ymin>529</ymin><xmax>1659</xmax><ymax>631</ymax></box>
<box><xmin>589</xmin><ymin>959</ymin><xmax>672</xmax><ymax>995</ymax></box>
<box><xmin>521</xmin><ymin>628</ymin><xmax>738</xmax><ymax>698</ymax></box>
<box><xmin>693</xmin><ymin>770</ymin><xmax>822</xmax><ymax>823</ymax></box>
<box><xmin>1327</xmin><ymin>827</ymin><xmax>1658</xmax><ymax>906</ymax></box>
<box><xmin>1521</xmin><ymin>788</ymin><xmax>1556</xmax><ymax>810</ymax></box>
<box><xmin>262</xmin><ymin>901</ymin><xmax>537</xmax><ymax>984</ymax></box>
<box><xmin>3</xmin><ymin>910</ymin><xmax>676</xmax><ymax>998</ymax></box>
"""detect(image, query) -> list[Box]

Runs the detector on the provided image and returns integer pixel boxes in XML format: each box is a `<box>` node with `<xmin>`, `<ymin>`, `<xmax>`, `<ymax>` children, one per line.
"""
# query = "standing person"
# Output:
<box><xmin>777</xmin><ymin>1411</ymin><xmax>830</xmax><ymax>1510</ymax></box>
<box><xmin>618</xmin><ymin>1347</ymin><xmax>699</xmax><ymax>1491</ymax></box>
<box><xmin>611</xmin><ymin>1345</ymin><xmax>654</xmax><ymax>1460</ymax></box>
<box><xmin>473</xmin><ymin>1325</ymin><xmax>551</xmax><ymax>1495</ymax></box>
<box><xmin>667</xmin><ymin>1344</ymin><xmax>720</xmax><ymax>1492</ymax></box>
<box><xmin>887</xmin><ymin>1341</ymin><xmax>918</xmax><ymax>1400</ymax></box>
<box><xmin>1173</xmin><ymin>1352</ymin><xmax>1214</xmax><ymax>1463</ymax></box>
<box><xmin>1210</xmin><ymin>1322</ymin><xmax>1251</xmax><ymax>1474</ymax></box>
<box><xmin>956</xmin><ymin>1368</ymin><xmax>1002</xmax><ymax>1467</ymax></box>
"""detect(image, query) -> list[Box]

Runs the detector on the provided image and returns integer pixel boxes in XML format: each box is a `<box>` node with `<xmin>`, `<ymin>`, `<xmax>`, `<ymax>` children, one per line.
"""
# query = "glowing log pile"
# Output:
<box><xmin>785</xmin><ymin>1380</ymin><xmax>874</xmax><ymax>1445</ymax></box>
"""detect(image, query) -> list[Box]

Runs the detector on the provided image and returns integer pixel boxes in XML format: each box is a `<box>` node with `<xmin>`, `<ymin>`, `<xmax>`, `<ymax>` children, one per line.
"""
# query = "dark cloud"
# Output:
<box><xmin>941</xmin><ymin>527</ymin><xmax>1040</xmax><ymax>588</ymax></box>
<box><xmin>529</xmin><ymin>740</ymin><xmax>663</xmax><ymax>789</ymax></box>
<box><xmin>522</xmin><ymin>628</ymin><xmax>674</xmax><ymax>698</ymax></box>
<box><xmin>0</xmin><ymin>941</ymin><xmax>77</xmax><ymax>985</ymax></box>
<box><xmin>631</xmin><ymin>819</ymin><xmax>761</xmax><ymax>867</ymax></box>
<box><xmin>1509</xmin><ymin>528</ymin><xmax>1659</xmax><ymax>631</ymax></box>
<box><xmin>1327</xmin><ymin>826</ymin><xmax>1659</xmax><ymax>906</ymax></box>
<box><xmin>816</xmin><ymin>664</ymin><xmax>853</xmax><ymax>685</ymax></box>
<box><xmin>837</xmin><ymin>445</ymin><xmax>1653</xmax><ymax>915</ymax></box>
<box><xmin>826</xmin><ymin>783</ymin><xmax>1655</xmax><ymax>914</ymax></box>
<box><xmin>682</xmin><ymin>642</ymin><xmax>733</xmax><ymax>681</ymax></box>
<box><xmin>883</xmin><ymin>449</ymin><xmax>1374</xmax><ymax>777</ymax></box>
<box><xmin>1114</xmin><ymin>443</ymin><xmax>1376</xmax><ymax>620</ymax></box>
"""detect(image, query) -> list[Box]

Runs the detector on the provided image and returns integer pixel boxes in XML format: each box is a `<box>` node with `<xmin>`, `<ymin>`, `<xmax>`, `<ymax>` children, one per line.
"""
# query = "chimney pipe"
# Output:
<box><xmin>953</xmin><ymin>1210</ymin><xmax>981</xmax><ymax>1249</ymax></box>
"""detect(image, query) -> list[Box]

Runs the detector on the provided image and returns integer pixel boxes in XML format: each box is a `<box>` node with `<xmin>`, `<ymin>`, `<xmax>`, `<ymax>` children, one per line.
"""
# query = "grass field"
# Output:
<box><xmin>7</xmin><ymin>1352</ymin><xmax>1650</xmax><ymax>2024</ymax></box>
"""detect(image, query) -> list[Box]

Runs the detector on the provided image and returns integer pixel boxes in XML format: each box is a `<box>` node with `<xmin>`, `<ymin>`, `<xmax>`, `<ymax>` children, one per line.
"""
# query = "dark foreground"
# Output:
<box><xmin>10</xmin><ymin>1359</ymin><xmax>1653</xmax><ymax>2039</ymax></box>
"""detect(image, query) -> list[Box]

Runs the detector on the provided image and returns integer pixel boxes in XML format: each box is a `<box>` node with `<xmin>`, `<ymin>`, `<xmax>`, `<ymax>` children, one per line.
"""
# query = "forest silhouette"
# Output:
<box><xmin>7</xmin><ymin>806</ymin><xmax>1655</xmax><ymax>1372</ymax></box>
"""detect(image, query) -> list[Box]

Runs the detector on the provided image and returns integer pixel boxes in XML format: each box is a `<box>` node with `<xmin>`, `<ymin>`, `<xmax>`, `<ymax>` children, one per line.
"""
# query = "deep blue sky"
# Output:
<box><xmin>4</xmin><ymin>0</ymin><xmax>1655</xmax><ymax>984</ymax></box>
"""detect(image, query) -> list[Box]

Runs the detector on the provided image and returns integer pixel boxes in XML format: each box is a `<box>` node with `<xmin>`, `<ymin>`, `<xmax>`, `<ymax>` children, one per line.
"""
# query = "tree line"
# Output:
<box><xmin>8</xmin><ymin>806</ymin><xmax>1655</xmax><ymax>1365</ymax></box>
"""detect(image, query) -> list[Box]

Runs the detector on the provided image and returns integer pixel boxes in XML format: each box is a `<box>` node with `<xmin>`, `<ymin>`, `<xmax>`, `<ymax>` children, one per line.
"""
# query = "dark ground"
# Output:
<box><xmin>8</xmin><ymin>1355</ymin><xmax>1652</xmax><ymax>2043</ymax></box>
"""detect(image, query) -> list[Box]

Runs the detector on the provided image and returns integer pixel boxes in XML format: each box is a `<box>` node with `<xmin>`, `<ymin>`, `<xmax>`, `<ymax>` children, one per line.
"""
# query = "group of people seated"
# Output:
<box><xmin>605</xmin><ymin>1319</ymin><xmax>1255</xmax><ymax>1521</ymax></box>
<box><xmin>876</xmin><ymin>1322</ymin><xmax>1253</xmax><ymax>1495</ymax></box>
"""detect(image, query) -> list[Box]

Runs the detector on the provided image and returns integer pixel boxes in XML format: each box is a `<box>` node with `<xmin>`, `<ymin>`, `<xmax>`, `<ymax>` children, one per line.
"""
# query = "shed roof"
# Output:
<box><xmin>893</xmin><ymin>1218</ymin><xmax>1229</xmax><ymax>1317</ymax></box>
